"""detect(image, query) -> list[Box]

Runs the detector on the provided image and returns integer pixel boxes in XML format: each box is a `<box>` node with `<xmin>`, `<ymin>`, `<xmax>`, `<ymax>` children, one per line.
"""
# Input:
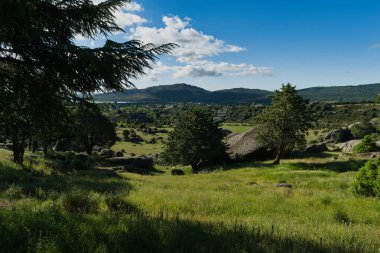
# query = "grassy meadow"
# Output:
<box><xmin>0</xmin><ymin>148</ymin><xmax>379</xmax><ymax>252</ymax></box>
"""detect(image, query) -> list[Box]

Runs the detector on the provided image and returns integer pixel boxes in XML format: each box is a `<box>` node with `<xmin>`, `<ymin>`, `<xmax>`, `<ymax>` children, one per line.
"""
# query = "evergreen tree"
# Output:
<box><xmin>162</xmin><ymin>107</ymin><xmax>226</xmax><ymax>171</ymax></box>
<box><xmin>73</xmin><ymin>103</ymin><xmax>116</xmax><ymax>155</ymax></box>
<box><xmin>0</xmin><ymin>0</ymin><xmax>175</xmax><ymax>163</ymax></box>
<box><xmin>255</xmin><ymin>84</ymin><xmax>314</xmax><ymax>164</ymax></box>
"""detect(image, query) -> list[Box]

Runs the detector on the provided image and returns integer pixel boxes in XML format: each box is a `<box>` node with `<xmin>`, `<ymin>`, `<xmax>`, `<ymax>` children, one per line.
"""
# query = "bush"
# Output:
<box><xmin>350</xmin><ymin>122</ymin><xmax>376</xmax><ymax>139</ymax></box>
<box><xmin>353</xmin><ymin>159</ymin><xmax>380</xmax><ymax>197</ymax></box>
<box><xmin>61</xmin><ymin>189</ymin><xmax>99</xmax><ymax>213</ymax></box>
<box><xmin>353</xmin><ymin>135</ymin><xmax>380</xmax><ymax>153</ymax></box>
<box><xmin>6</xmin><ymin>184</ymin><xmax>23</xmax><ymax>200</ymax></box>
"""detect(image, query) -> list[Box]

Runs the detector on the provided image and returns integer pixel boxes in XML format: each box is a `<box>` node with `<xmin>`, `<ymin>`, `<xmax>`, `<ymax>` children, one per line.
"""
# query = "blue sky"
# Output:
<box><xmin>81</xmin><ymin>0</ymin><xmax>380</xmax><ymax>91</ymax></box>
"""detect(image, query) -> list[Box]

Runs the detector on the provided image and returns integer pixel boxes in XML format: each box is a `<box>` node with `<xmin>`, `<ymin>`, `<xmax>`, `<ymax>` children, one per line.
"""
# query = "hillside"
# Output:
<box><xmin>95</xmin><ymin>83</ymin><xmax>272</xmax><ymax>104</ymax></box>
<box><xmin>298</xmin><ymin>83</ymin><xmax>380</xmax><ymax>102</ymax></box>
<box><xmin>94</xmin><ymin>83</ymin><xmax>380</xmax><ymax>104</ymax></box>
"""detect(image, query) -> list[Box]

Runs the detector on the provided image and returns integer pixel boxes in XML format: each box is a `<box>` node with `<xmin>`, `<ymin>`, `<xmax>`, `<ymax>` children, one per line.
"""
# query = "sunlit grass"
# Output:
<box><xmin>0</xmin><ymin>148</ymin><xmax>379</xmax><ymax>252</ymax></box>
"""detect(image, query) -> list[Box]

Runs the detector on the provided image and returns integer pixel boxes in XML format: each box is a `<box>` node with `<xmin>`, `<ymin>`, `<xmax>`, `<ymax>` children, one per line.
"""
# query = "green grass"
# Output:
<box><xmin>0</xmin><ymin>149</ymin><xmax>379</xmax><ymax>252</ymax></box>
<box><xmin>221</xmin><ymin>123</ymin><xmax>251</xmax><ymax>134</ymax></box>
<box><xmin>112</xmin><ymin>124</ymin><xmax>251</xmax><ymax>156</ymax></box>
<box><xmin>112</xmin><ymin>127</ymin><xmax>168</xmax><ymax>155</ymax></box>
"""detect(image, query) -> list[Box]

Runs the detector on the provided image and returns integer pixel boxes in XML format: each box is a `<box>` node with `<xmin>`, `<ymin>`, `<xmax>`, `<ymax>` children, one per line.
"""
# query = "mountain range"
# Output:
<box><xmin>94</xmin><ymin>83</ymin><xmax>380</xmax><ymax>104</ymax></box>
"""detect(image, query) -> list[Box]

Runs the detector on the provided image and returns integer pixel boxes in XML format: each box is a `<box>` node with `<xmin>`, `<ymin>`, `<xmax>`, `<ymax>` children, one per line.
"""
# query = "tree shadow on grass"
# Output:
<box><xmin>0</xmin><ymin>161</ymin><xmax>131</xmax><ymax>196</ymax></box>
<box><xmin>0</xmin><ymin>208</ymin><xmax>365</xmax><ymax>253</ymax></box>
<box><xmin>287</xmin><ymin>159</ymin><xmax>366</xmax><ymax>173</ymax></box>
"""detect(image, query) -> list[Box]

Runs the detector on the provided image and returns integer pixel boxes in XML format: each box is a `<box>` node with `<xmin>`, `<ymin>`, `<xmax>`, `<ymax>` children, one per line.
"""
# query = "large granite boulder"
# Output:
<box><xmin>226</xmin><ymin>128</ymin><xmax>273</xmax><ymax>162</ymax></box>
<box><xmin>335</xmin><ymin>140</ymin><xmax>361</xmax><ymax>153</ymax></box>
<box><xmin>105</xmin><ymin>156</ymin><xmax>154</xmax><ymax>169</ymax></box>
<box><xmin>323</xmin><ymin>128</ymin><xmax>353</xmax><ymax>143</ymax></box>
<box><xmin>305</xmin><ymin>142</ymin><xmax>328</xmax><ymax>153</ymax></box>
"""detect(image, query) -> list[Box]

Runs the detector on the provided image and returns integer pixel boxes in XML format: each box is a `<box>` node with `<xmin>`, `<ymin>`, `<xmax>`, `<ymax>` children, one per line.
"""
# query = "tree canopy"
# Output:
<box><xmin>162</xmin><ymin>107</ymin><xmax>226</xmax><ymax>171</ymax></box>
<box><xmin>254</xmin><ymin>84</ymin><xmax>314</xmax><ymax>164</ymax></box>
<box><xmin>0</xmin><ymin>0</ymin><xmax>175</xmax><ymax>163</ymax></box>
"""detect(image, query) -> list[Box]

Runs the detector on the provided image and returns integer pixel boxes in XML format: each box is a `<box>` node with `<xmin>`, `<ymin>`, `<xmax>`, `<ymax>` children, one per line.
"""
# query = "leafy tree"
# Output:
<box><xmin>375</xmin><ymin>93</ymin><xmax>380</xmax><ymax>104</ymax></box>
<box><xmin>0</xmin><ymin>0</ymin><xmax>175</xmax><ymax>164</ymax></box>
<box><xmin>353</xmin><ymin>135</ymin><xmax>380</xmax><ymax>154</ymax></box>
<box><xmin>254</xmin><ymin>84</ymin><xmax>314</xmax><ymax>164</ymax></box>
<box><xmin>162</xmin><ymin>107</ymin><xmax>226</xmax><ymax>171</ymax></box>
<box><xmin>73</xmin><ymin>103</ymin><xmax>116</xmax><ymax>155</ymax></box>
<box><xmin>353</xmin><ymin>159</ymin><xmax>380</xmax><ymax>197</ymax></box>
<box><xmin>350</xmin><ymin>122</ymin><xmax>376</xmax><ymax>139</ymax></box>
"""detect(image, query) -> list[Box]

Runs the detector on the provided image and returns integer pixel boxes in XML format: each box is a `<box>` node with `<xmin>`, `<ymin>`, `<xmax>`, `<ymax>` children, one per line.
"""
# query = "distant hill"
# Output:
<box><xmin>297</xmin><ymin>83</ymin><xmax>380</xmax><ymax>102</ymax></box>
<box><xmin>94</xmin><ymin>83</ymin><xmax>380</xmax><ymax>104</ymax></box>
<box><xmin>95</xmin><ymin>83</ymin><xmax>272</xmax><ymax>104</ymax></box>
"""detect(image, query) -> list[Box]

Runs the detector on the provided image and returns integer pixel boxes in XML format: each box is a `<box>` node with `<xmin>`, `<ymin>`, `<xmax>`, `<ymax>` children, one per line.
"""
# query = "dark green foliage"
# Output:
<box><xmin>350</xmin><ymin>122</ymin><xmax>376</xmax><ymax>139</ymax></box>
<box><xmin>0</xmin><ymin>0</ymin><xmax>175</xmax><ymax>163</ymax></box>
<box><xmin>353</xmin><ymin>159</ymin><xmax>380</xmax><ymax>197</ymax></box>
<box><xmin>255</xmin><ymin>84</ymin><xmax>314</xmax><ymax>164</ymax></box>
<box><xmin>353</xmin><ymin>135</ymin><xmax>380</xmax><ymax>154</ymax></box>
<box><xmin>73</xmin><ymin>103</ymin><xmax>117</xmax><ymax>155</ymax></box>
<box><xmin>62</xmin><ymin>188</ymin><xmax>99</xmax><ymax>213</ymax></box>
<box><xmin>162</xmin><ymin>107</ymin><xmax>226</xmax><ymax>171</ymax></box>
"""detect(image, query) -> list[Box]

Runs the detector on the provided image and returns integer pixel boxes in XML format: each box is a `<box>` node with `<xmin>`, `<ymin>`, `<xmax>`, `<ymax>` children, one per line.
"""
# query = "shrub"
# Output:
<box><xmin>6</xmin><ymin>184</ymin><xmax>23</xmax><ymax>200</ymax></box>
<box><xmin>353</xmin><ymin>135</ymin><xmax>380</xmax><ymax>153</ymax></box>
<box><xmin>350</xmin><ymin>122</ymin><xmax>376</xmax><ymax>139</ymax></box>
<box><xmin>353</xmin><ymin>159</ymin><xmax>380</xmax><ymax>197</ymax></box>
<box><xmin>333</xmin><ymin>209</ymin><xmax>351</xmax><ymax>224</ymax></box>
<box><xmin>61</xmin><ymin>189</ymin><xmax>99</xmax><ymax>213</ymax></box>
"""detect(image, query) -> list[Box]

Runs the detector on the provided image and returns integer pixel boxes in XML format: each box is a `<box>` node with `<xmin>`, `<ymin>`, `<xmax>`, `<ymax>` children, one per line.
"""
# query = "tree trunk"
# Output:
<box><xmin>13</xmin><ymin>141</ymin><xmax>25</xmax><ymax>165</ymax></box>
<box><xmin>273</xmin><ymin>150</ymin><xmax>282</xmax><ymax>165</ymax></box>
<box><xmin>191</xmin><ymin>163</ymin><xmax>200</xmax><ymax>172</ymax></box>
<box><xmin>86</xmin><ymin>145</ymin><xmax>93</xmax><ymax>155</ymax></box>
<box><xmin>43</xmin><ymin>142</ymin><xmax>48</xmax><ymax>156</ymax></box>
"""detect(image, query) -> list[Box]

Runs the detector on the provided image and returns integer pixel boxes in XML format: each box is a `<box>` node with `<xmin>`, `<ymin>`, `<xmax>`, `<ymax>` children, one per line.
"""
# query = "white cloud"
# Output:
<box><xmin>90</xmin><ymin>1</ymin><xmax>145</xmax><ymax>29</ymax></box>
<box><xmin>114</xmin><ymin>12</ymin><xmax>146</xmax><ymax>29</ymax></box>
<box><xmin>128</xmin><ymin>16</ymin><xmax>246</xmax><ymax>63</ymax></box>
<box><xmin>128</xmin><ymin>16</ymin><xmax>273</xmax><ymax>80</ymax></box>
<box><xmin>144</xmin><ymin>61</ymin><xmax>273</xmax><ymax>81</ymax></box>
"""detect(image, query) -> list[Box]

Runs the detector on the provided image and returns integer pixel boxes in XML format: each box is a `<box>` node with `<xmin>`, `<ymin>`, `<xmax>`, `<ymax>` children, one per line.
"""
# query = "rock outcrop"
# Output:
<box><xmin>305</xmin><ymin>142</ymin><xmax>328</xmax><ymax>153</ymax></box>
<box><xmin>226</xmin><ymin>128</ymin><xmax>273</xmax><ymax>162</ymax></box>
<box><xmin>335</xmin><ymin>140</ymin><xmax>361</xmax><ymax>153</ymax></box>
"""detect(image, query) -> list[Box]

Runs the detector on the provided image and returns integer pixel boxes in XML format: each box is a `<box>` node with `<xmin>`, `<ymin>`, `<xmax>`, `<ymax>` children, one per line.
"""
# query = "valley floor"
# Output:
<box><xmin>0</xmin><ymin>150</ymin><xmax>379</xmax><ymax>252</ymax></box>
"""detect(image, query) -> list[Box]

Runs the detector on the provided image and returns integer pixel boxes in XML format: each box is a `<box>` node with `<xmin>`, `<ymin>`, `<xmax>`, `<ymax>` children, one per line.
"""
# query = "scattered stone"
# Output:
<box><xmin>114</xmin><ymin>151</ymin><xmax>124</xmax><ymax>158</ymax></box>
<box><xmin>105</xmin><ymin>156</ymin><xmax>154</xmax><ymax>169</ymax></box>
<box><xmin>335</xmin><ymin>140</ymin><xmax>361</xmax><ymax>153</ymax></box>
<box><xmin>323</xmin><ymin>128</ymin><xmax>353</xmax><ymax>143</ymax></box>
<box><xmin>305</xmin><ymin>142</ymin><xmax>328</xmax><ymax>153</ymax></box>
<box><xmin>171</xmin><ymin>169</ymin><xmax>185</xmax><ymax>176</ymax></box>
<box><xmin>99</xmin><ymin>149</ymin><xmax>115</xmax><ymax>159</ymax></box>
<box><xmin>277</xmin><ymin>183</ymin><xmax>293</xmax><ymax>188</ymax></box>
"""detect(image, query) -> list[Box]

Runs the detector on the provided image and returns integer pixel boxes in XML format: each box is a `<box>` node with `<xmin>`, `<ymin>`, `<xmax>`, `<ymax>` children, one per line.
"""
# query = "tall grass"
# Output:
<box><xmin>0</xmin><ymin>150</ymin><xmax>379</xmax><ymax>252</ymax></box>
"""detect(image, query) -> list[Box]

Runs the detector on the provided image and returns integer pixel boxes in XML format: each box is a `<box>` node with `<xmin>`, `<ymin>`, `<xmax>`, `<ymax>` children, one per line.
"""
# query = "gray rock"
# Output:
<box><xmin>114</xmin><ymin>151</ymin><xmax>124</xmax><ymax>158</ymax></box>
<box><xmin>105</xmin><ymin>156</ymin><xmax>154</xmax><ymax>169</ymax></box>
<box><xmin>99</xmin><ymin>149</ymin><xmax>115</xmax><ymax>159</ymax></box>
<box><xmin>335</xmin><ymin>140</ymin><xmax>361</xmax><ymax>153</ymax></box>
<box><xmin>171</xmin><ymin>169</ymin><xmax>185</xmax><ymax>176</ymax></box>
<box><xmin>277</xmin><ymin>183</ymin><xmax>293</xmax><ymax>188</ymax></box>
<box><xmin>226</xmin><ymin>127</ymin><xmax>273</xmax><ymax>162</ymax></box>
<box><xmin>323</xmin><ymin>128</ymin><xmax>353</xmax><ymax>143</ymax></box>
<box><xmin>305</xmin><ymin>142</ymin><xmax>328</xmax><ymax>153</ymax></box>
